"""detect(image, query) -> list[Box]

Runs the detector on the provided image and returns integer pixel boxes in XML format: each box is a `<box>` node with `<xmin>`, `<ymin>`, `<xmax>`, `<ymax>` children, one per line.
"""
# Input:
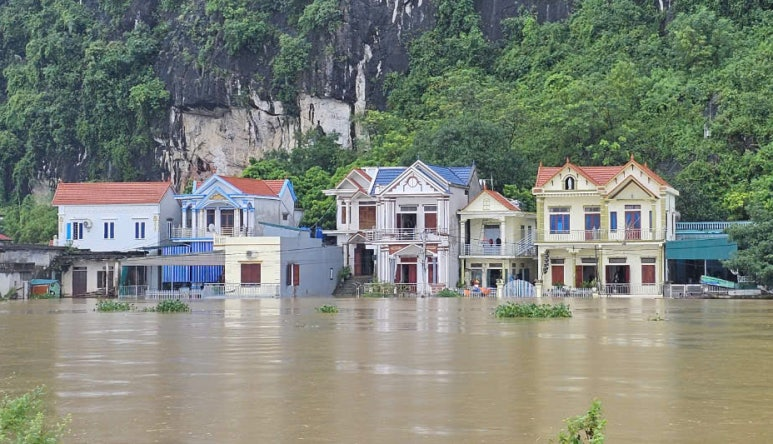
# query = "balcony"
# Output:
<box><xmin>118</xmin><ymin>283</ymin><xmax>280</xmax><ymax>299</ymax></box>
<box><xmin>171</xmin><ymin>226</ymin><xmax>256</xmax><ymax>240</ymax></box>
<box><xmin>363</xmin><ymin>228</ymin><xmax>444</xmax><ymax>242</ymax></box>
<box><xmin>462</xmin><ymin>238</ymin><xmax>536</xmax><ymax>257</ymax></box>
<box><xmin>675</xmin><ymin>221</ymin><xmax>750</xmax><ymax>240</ymax></box>
<box><xmin>537</xmin><ymin>228</ymin><xmax>667</xmax><ymax>243</ymax></box>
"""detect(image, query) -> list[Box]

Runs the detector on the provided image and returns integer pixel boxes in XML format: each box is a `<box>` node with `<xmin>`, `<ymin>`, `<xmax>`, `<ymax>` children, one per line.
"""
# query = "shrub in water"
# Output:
<box><xmin>144</xmin><ymin>300</ymin><xmax>191</xmax><ymax>313</ymax></box>
<box><xmin>494</xmin><ymin>302</ymin><xmax>572</xmax><ymax>318</ymax></box>
<box><xmin>557</xmin><ymin>399</ymin><xmax>606</xmax><ymax>443</ymax></box>
<box><xmin>95</xmin><ymin>299</ymin><xmax>133</xmax><ymax>312</ymax></box>
<box><xmin>0</xmin><ymin>386</ymin><xmax>70</xmax><ymax>443</ymax></box>
<box><xmin>316</xmin><ymin>304</ymin><xmax>339</xmax><ymax>313</ymax></box>
<box><xmin>435</xmin><ymin>288</ymin><xmax>459</xmax><ymax>298</ymax></box>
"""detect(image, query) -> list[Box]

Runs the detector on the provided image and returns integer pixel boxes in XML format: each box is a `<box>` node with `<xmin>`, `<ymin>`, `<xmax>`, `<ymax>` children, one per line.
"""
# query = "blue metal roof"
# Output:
<box><xmin>372</xmin><ymin>168</ymin><xmax>406</xmax><ymax>187</ymax></box>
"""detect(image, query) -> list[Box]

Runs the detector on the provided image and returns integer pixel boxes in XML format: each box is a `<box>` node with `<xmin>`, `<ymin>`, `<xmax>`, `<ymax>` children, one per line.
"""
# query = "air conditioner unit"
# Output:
<box><xmin>83</xmin><ymin>219</ymin><xmax>92</xmax><ymax>229</ymax></box>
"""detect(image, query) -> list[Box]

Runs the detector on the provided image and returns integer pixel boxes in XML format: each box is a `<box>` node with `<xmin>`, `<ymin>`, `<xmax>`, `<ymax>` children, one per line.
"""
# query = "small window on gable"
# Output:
<box><xmin>564</xmin><ymin>177</ymin><xmax>575</xmax><ymax>190</ymax></box>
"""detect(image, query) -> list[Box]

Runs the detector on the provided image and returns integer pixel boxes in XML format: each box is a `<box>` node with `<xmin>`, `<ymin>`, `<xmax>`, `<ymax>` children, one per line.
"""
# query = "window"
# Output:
<box><xmin>341</xmin><ymin>205</ymin><xmax>347</xmax><ymax>224</ymax></box>
<box><xmin>424</xmin><ymin>206</ymin><xmax>437</xmax><ymax>231</ymax></box>
<box><xmin>97</xmin><ymin>267</ymin><xmax>115</xmax><ymax>290</ymax></box>
<box><xmin>241</xmin><ymin>263</ymin><xmax>261</xmax><ymax>284</ymax></box>
<box><xmin>103</xmin><ymin>222</ymin><xmax>115</xmax><ymax>239</ymax></box>
<box><xmin>359</xmin><ymin>205</ymin><xmax>376</xmax><ymax>229</ymax></box>
<box><xmin>610</xmin><ymin>212</ymin><xmax>617</xmax><ymax>232</ymax></box>
<box><xmin>68</xmin><ymin>222</ymin><xmax>84</xmax><ymax>240</ymax></box>
<box><xmin>286</xmin><ymin>263</ymin><xmax>300</xmax><ymax>286</ymax></box>
<box><xmin>625</xmin><ymin>210</ymin><xmax>642</xmax><ymax>240</ymax></box>
<box><xmin>134</xmin><ymin>221</ymin><xmax>146</xmax><ymax>239</ymax></box>
<box><xmin>564</xmin><ymin>177</ymin><xmax>575</xmax><ymax>190</ymax></box>
<box><xmin>584</xmin><ymin>207</ymin><xmax>601</xmax><ymax>240</ymax></box>
<box><xmin>549</xmin><ymin>207</ymin><xmax>570</xmax><ymax>234</ymax></box>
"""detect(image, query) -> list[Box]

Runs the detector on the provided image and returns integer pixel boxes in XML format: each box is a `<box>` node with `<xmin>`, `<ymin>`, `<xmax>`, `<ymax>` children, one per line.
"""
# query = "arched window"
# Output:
<box><xmin>564</xmin><ymin>177</ymin><xmax>575</xmax><ymax>190</ymax></box>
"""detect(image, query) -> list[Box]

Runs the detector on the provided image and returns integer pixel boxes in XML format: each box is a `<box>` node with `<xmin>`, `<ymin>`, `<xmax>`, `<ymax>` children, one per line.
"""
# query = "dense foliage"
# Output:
<box><xmin>494</xmin><ymin>302</ymin><xmax>572</xmax><ymax>318</ymax></box>
<box><xmin>145</xmin><ymin>299</ymin><xmax>191</xmax><ymax>312</ymax></box>
<box><xmin>2</xmin><ymin>0</ymin><xmax>773</xmax><ymax>252</ymax></box>
<box><xmin>95</xmin><ymin>299</ymin><xmax>134</xmax><ymax>312</ymax></box>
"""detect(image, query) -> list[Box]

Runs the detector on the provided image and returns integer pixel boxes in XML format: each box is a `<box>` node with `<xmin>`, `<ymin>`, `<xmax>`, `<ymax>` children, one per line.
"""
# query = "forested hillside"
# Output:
<box><xmin>1</xmin><ymin>0</ymin><xmax>772</xmax><ymax>243</ymax></box>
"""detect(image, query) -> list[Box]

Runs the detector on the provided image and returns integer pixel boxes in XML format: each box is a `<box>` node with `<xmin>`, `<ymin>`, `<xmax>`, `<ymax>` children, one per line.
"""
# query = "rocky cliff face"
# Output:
<box><xmin>156</xmin><ymin>0</ymin><xmax>572</xmax><ymax>188</ymax></box>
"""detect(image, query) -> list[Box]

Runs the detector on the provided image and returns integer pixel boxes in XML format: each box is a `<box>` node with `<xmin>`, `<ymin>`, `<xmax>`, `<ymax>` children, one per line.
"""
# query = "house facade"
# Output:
<box><xmin>163</xmin><ymin>175</ymin><xmax>302</xmax><ymax>289</ymax></box>
<box><xmin>324</xmin><ymin>161</ymin><xmax>481</xmax><ymax>294</ymax></box>
<box><xmin>52</xmin><ymin>182</ymin><xmax>179</xmax><ymax>252</ymax></box>
<box><xmin>532</xmin><ymin>157</ymin><xmax>679</xmax><ymax>296</ymax></box>
<box><xmin>459</xmin><ymin>189</ymin><xmax>537</xmax><ymax>289</ymax></box>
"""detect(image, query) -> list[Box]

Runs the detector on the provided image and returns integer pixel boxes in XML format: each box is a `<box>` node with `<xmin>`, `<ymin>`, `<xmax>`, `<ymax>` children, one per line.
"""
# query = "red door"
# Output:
<box><xmin>551</xmin><ymin>265</ymin><xmax>564</xmax><ymax>286</ymax></box>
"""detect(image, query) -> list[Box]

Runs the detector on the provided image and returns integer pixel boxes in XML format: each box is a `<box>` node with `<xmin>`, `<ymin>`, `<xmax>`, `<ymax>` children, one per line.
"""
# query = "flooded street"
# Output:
<box><xmin>1</xmin><ymin>297</ymin><xmax>773</xmax><ymax>443</ymax></box>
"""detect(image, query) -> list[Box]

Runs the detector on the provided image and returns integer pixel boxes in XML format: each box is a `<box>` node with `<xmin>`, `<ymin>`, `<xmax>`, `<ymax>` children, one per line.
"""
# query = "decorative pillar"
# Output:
<box><xmin>182</xmin><ymin>206</ymin><xmax>188</xmax><ymax>229</ymax></box>
<box><xmin>192</xmin><ymin>209</ymin><xmax>198</xmax><ymax>236</ymax></box>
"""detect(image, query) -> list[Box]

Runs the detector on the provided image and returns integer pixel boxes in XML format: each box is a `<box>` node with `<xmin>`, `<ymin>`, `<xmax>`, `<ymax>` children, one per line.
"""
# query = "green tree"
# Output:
<box><xmin>0</xmin><ymin>195</ymin><xmax>57</xmax><ymax>244</ymax></box>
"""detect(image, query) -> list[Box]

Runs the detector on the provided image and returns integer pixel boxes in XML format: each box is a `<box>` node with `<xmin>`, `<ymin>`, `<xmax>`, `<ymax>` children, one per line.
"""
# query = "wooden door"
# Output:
<box><xmin>72</xmin><ymin>268</ymin><xmax>87</xmax><ymax>296</ymax></box>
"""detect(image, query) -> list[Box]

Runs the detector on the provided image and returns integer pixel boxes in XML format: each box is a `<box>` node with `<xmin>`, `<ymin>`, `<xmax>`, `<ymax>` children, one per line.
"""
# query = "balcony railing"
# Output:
<box><xmin>363</xmin><ymin>228</ymin><xmax>444</xmax><ymax>242</ymax></box>
<box><xmin>171</xmin><ymin>226</ymin><xmax>256</xmax><ymax>239</ymax></box>
<box><xmin>118</xmin><ymin>283</ymin><xmax>280</xmax><ymax>299</ymax></box>
<box><xmin>537</xmin><ymin>229</ymin><xmax>667</xmax><ymax>243</ymax></box>
<box><xmin>462</xmin><ymin>240</ymin><xmax>536</xmax><ymax>257</ymax></box>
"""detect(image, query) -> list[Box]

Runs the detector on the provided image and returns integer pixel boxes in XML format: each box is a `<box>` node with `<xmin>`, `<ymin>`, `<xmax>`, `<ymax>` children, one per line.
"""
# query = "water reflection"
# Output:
<box><xmin>0</xmin><ymin>298</ymin><xmax>773</xmax><ymax>442</ymax></box>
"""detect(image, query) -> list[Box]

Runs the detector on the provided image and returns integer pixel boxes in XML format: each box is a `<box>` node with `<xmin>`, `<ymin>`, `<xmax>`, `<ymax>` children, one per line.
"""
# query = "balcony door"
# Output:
<box><xmin>220</xmin><ymin>209</ymin><xmax>235</xmax><ymax>235</ymax></box>
<box><xmin>625</xmin><ymin>210</ymin><xmax>641</xmax><ymax>240</ymax></box>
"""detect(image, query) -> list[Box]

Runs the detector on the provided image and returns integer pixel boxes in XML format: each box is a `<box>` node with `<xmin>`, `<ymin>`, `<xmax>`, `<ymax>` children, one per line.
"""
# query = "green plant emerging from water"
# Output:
<box><xmin>0</xmin><ymin>386</ymin><xmax>70</xmax><ymax>443</ymax></box>
<box><xmin>144</xmin><ymin>300</ymin><xmax>191</xmax><ymax>313</ymax></box>
<box><xmin>557</xmin><ymin>399</ymin><xmax>606</xmax><ymax>443</ymax></box>
<box><xmin>95</xmin><ymin>299</ymin><xmax>134</xmax><ymax>312</ymax></box>
<box><xmin>494</xmin><ymin>302</ymin><xmax>572</xmax><ymax>318</ymax></box>
<box><xmin>435</xmin><ymin>288</ymin><xmax>459</xmax><ymax>297</ymax></box>
<box><xmin>316</xmin><ymin>304</ymin><xmax>339</xmax><ymax>313</ymax></box>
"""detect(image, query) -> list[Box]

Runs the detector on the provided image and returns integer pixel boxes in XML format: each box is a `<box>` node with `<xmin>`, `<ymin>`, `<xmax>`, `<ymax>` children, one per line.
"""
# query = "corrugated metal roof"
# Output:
<box><xmin>52</xmin><ymin>182</ymin><xmax>174</xmax><ymax>205</ymax></box>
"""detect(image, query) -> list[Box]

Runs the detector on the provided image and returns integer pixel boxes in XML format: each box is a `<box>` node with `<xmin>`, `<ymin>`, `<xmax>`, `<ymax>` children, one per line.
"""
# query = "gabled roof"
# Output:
<box><xmin>52</xmin><ymin>182</ymin><xmax>174</xmax><ymax>205</ymax></box>
<box><xmin>212</xmin><ymin>176</ymin><xmax>286</xmax><ymax>197</ymax></box>
<box><xmin>0</xmin><ymin>233</ymin><xmax>11</xmax><ymax>241</ymax></box>
<box><xmin>534</xmin><ymin>156</ymin><xmax>672</xmax><ymax>189</ymax></box>
<box><xmin>371</xmin><ymin>162</ymin><xmax>474</xmax><ymax>193</ymax></box>
<box><xmin>484</xmin><ymin>189</ymin><xmax>521</xmax><ymax>211</ymax></box>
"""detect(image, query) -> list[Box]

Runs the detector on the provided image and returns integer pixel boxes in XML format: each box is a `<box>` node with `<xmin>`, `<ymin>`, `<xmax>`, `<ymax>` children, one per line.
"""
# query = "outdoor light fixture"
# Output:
<box><xmin>330</xmin><ymin>268</ymin><xmax>334</xmax><ymax>280</ymax></box>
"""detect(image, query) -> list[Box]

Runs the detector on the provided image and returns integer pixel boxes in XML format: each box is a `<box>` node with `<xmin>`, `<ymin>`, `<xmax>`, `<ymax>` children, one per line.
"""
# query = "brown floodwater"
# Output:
<box><xmin>1</xmin><ymin>297</ymin><xmax>772</xmax><ymax>443</ymax></box>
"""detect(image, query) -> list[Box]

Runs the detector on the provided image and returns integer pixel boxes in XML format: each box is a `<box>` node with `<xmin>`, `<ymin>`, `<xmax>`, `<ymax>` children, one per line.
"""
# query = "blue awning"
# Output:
<box><xmin>666</xmin><ymin>236</ymin><xmax>737</xmax><ymax>260</ymax></box>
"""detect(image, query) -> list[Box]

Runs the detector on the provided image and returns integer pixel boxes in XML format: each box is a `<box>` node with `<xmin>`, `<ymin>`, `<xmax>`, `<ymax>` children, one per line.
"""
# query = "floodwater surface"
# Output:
<box><xmin>1</xmin><ymin>297</ymin><xmax>772</xmax><ymax>443</ymax></box>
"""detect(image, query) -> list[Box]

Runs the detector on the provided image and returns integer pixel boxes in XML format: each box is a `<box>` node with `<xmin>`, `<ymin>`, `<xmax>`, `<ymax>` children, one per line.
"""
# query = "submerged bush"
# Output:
<box><xmin>144</xmin><ymin>300</ymin><xmax>191</xmax><ymax>313</ymax></box>
<box><xmin>0</xmin><ymin>386</ymin><xmax>70</xmax><ymax>443</ymax></box>
<box><xmin>557</xmin><ymin>399</ymin><xmax>606</xmax><ymax>443</ymax></box>
<box><xmin>494</xmin><ymin>302</ymin><xmax>572</xmax><ymax>318</ymax></box>
<box><xmin>435</xmin><ymin>288</ymin><xmax>460</xmax><ymax>297</ymax></box>
<box><xmin>316</xmin><ymin>304</ymin><xmax>339</xmax><ymax>313</ymax></box>
<box><xmin>95</xmin><ymin>299</ymin><xmax>134</xmax><ymax>312</ymax></box>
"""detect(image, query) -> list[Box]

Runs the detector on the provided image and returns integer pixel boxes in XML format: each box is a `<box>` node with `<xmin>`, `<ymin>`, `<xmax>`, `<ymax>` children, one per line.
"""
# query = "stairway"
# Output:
<box><xmin>333</xmin><ymin>275</ymin><xmax>372</xmax><ymax>297</ymax></box>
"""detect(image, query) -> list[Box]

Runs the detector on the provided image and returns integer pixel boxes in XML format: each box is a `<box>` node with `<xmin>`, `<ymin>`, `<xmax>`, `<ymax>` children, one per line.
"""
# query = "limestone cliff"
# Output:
<box><xmin>155</xmin><ymin>0</ymin><xmax>572</xmax><ymax>189</ymax></box>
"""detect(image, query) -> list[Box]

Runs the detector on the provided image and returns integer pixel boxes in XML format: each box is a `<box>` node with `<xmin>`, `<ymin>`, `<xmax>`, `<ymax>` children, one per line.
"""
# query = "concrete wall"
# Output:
<box><xmin>221</xmin><ymin>236</ymin><xmax>342</xmax><ymax>297</ymax></box>
<box><xmin>60</xmin><ymin>259</ymin><xmax>121</xmax><ymax>297</ymax></box>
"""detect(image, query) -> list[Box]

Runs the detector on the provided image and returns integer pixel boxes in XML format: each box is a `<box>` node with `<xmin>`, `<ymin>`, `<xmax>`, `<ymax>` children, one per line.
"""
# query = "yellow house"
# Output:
<box><xmin>532</xmin><ymin>156</ymin><xmax>679</xmax><ymax>297</ymax></box>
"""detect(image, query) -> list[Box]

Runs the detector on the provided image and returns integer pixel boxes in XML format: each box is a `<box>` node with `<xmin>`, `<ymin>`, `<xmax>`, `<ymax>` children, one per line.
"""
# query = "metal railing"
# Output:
<box><xmin>363</xmin><ymin>228</ymin><xmax>443</xmax><ymax>242</ymax></box>
<box><xmin>462</xmin><ymin>240</ymin><xmax>536</xmax><ymax>257</ymax></box>
<box><xmin>118</xmin><ymin>283</ymin><xmax>280</xmax><ymax>299</ymax></box>
<box><xmin>361</xmin><ymin>282</ymin><xmax>438</xmax><ymax>297</ymax></box>
<box><xmin>171</xmin><ymin>226</ymin><xmax>256</xmax><ymax>239</ymax></box>
<box><xmin>544</xmin><ymin>283</ymin><xmax>663</xmax><ymax>297</ymax></box>
<box><xmin>537</xmin><ymin>229</ymin><xmax>667</xmax><ymax>243</ymax></box>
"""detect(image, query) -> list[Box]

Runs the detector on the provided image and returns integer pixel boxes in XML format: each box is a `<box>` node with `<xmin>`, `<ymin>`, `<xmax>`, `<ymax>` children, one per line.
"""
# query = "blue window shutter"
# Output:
<box><xmin>610</xmin><ymin>212</ymin><xmax>617</xmax><ymax>230</ymax></box>
<box><xmin>110</xmin><ymin>223</ymin><xmax>114</xmax><ymax>239</ymax></box>
<box><xmin>66</xmin><ymin>223</ymin><xmax>72</xmax><ymax>240</ymax></box>
<box><xmin>103</xmin><ymin>223</ymin><xmax>108</xmax><ymax>238</ymax></box>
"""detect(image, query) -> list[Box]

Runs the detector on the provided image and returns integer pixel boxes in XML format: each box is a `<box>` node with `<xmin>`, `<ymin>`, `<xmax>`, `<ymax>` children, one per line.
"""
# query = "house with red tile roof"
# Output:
<box><xmin>52</xmin><ymin>181</ymin><xmax>179</xmax><ymax>253</ymax></box>
<box><xmin>532</xmin><ymin>156</ymin><xmax>679</xmax><ymax>297</ymax></box>
<box><xmin>51</xmin><ymin>181</ymin><xmax>180</xmax><ymax>296</ymax></box>
<box><xmin>161</xmin><ymin>174</ymin><xmax>302</xmax><ymax>290</ymax></box>
<box><xmin>458</xmin><ymin>188</ymin><xmax>537</xmax><ymax>293</ymax></box>
<box><xmin>324</xmin><ymin>160</ymin><xmax>481</xmax><ymax>295</ymax></box>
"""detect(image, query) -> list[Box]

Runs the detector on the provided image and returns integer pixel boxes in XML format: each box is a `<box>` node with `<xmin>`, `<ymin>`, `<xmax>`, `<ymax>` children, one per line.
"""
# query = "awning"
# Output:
<box><xmin>120</xmin><ymin>251</ymin><xmax>225</xmax><ymax>267</ymax></box>
<box><xmin>666</xmin><ymin>236</ymin><xmax>737</xmax><ymax>260</ymax></box>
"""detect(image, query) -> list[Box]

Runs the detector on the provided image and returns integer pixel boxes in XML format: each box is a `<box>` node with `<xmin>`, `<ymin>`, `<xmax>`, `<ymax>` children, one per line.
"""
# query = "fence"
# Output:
<box><xmin>118</xmin><ymin>283</ymin><xmax>280</xmax><ymax>300</ymax></box>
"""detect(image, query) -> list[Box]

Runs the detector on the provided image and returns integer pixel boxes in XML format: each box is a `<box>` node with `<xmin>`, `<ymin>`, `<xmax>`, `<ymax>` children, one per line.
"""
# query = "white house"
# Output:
<box><xmin>52</xmin><ymin>181</ymin><xmax>180</xmax><ymax>252</ymax></box>
<box><xmin>533</xmin><ymin>156</ymin><xmax>679</xmax><ymax>297</ymax></box>
<box><xmin>324</xmin><ymin>160</ymin><xmax>481</xmax><ymax>294</ymax></box>
<box><xmin>459</xmin><ymin>188</ymin><xmax>537</xmax><ymax>291</ymax></box>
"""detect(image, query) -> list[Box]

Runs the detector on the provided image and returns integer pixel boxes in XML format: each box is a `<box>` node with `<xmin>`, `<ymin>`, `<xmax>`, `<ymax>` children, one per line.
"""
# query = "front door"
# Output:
<box><xmin>72</xmin><ymin>267</ymin><xmax>87</xmax><ymax>296</ymax></box>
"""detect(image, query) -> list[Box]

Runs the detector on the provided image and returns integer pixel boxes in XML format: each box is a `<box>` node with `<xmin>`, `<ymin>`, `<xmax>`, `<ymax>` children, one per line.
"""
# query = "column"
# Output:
<box><xmin>182</xmin><ymin>206</ymin><xmax>188</xmax><ymax>229</ymax></box>
<box><xmin>192</xmin><ymin>209</ymin><xmax>198</xmax><ymax>236</ymax></box>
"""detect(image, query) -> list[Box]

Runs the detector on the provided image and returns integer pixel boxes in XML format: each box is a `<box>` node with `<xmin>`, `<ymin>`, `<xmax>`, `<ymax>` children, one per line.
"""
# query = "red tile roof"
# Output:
<box><xmin>534</xmin><ymin>158</ymin><xmax>671</xmax><ymax>188</ymax></box>
<box><xmin>0</xmin><ymin>233</ymin><xmax>11</xmax><ymax>241</ymax></box>
<box><xmin>483</xmin><ymin>189</ymin><xmax>521</xmax><ymax>211</ymax></box>
<box><xmin>218</xmin><ymin>177</ymin><xmax>285</xmax><ymax>197</ymax></box>
<box><xmin>52</xmin><ymin>182</ymin><xmax>174</xmax><ymax>205</ymax></box>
